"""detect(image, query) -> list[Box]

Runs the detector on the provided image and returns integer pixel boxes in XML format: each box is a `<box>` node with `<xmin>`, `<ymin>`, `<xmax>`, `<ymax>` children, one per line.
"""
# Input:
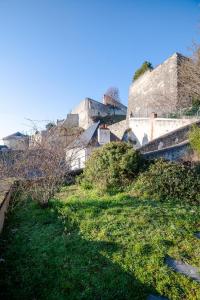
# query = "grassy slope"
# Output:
<box><xmin>0</xmin><ymin>186</ymin><xmax>200</xmax><ymax>300</ymax></box>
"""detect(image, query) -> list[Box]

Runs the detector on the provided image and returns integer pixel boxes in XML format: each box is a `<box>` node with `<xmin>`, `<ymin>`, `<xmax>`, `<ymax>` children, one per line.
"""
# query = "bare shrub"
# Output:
<box><xmin>0</xmin><ymin>120</ymin><xmax>83</xmax><ymax>207</ymax></box>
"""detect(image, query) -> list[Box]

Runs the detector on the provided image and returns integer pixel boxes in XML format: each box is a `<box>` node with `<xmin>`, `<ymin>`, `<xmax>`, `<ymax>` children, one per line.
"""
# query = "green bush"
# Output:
<box><xmin>132</xmin><ymin>159</ymin><xmax>200</xmax><ymax>204</ymax></box>
<box><xmin>80</xmin><ymin>142</ymin><xmax>143</xmax><ymax>193</ymax></box>
<box><xmin>189</xmin><ymin>124</ymin><xmax>200</xmax><ymax>156</ymax></box>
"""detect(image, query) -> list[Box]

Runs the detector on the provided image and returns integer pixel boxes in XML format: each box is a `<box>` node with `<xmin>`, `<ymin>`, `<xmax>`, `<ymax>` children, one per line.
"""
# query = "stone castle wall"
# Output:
<box><xmin>128</xmin><ymin>53</ymin><xmax>178</xmax><ymax>117</ymax></box>
<box><xmin>128</xmin><ymin>53</ymin><xmax>194</xmax><ymax>118</ymax></box>
<box><xmin>71</xmin><ymin>99</ymin><xmax>91</xmax><ymax>129</ymax></box>
<box><xmin>72</xmin><ymin>98</ymin><xmax>127</xmax><ymax>129</ymax></box>
<box><xmin>63</xmin><ymin>114</ymin><xmax>79</xmax><ymax>128</ymax></box>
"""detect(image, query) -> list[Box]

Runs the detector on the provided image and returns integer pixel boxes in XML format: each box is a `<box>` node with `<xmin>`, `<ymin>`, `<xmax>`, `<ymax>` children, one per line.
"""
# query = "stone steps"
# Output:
<box><xmin>165</xmin><ymin>255</ymin><xmax>200</xmax><ymax>282</ymax></box>
<box><xmin>147</xmin><ymin>231</ymin><xmax>200</xmax><ymax>299</ymax></box>
<box><xmin>195</xmin><ymin>232</ymin><xmax>200</xmax><ymax>239</ymax></box>
<box><xmin>147</xmin><ymin>295</ymin><xmax>168</xmax><ymax>300</ymax></box>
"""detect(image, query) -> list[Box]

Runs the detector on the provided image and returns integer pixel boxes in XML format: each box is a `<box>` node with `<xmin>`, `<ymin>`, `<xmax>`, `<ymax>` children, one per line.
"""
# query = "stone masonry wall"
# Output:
<box><xmin>128</xmin><ymin>53</ymin><xmax>194</xmax><ymax>118</ymax></box>
<box><xmin>72</xmin><ymin>98</ymin><xmax>127</xmax><ymax>129</ymax></box>
<box><xmin>128</xmin><ymin>53</ymin><xmax>178</xmax><ymax>118</ymax></box>
<box><xmin>108</xmin><ymin>119</ymin><xmax>128</xmax><ymax>139</ymax></box>
<box><xmin>142</xmin><ymin>141</ymin><xmax>190</xmax><ymax>161</ymax></box>
<box><xmin>0</xmin><ymin>180</ymin><xmax>16</xmax><ymax>233</ymax></box>
<box><xmin>129</xmin><ymin>116</ymin><xmax>198</xmax><ymax>148</ymax></box>
<box><xmin>64</xmin><ymin>114</ymin><xmax>79</xmax><ymax>128</ymax></box>
<box><xmin>71</xmin><ymin>99</ymin><xmax>90</xmax><ymax>129</ymax></box>
<box><xmin>140</xmin><ymin>119</ymin><xmax>200</xmax><ymax>153</ymax></box>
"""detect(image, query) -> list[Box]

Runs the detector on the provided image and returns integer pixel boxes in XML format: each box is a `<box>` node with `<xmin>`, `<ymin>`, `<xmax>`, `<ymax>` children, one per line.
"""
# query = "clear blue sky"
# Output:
<box><xmin>0</xmin><ymin>0</ymin><xmax>199</xmax><ymax>141</ymax></box>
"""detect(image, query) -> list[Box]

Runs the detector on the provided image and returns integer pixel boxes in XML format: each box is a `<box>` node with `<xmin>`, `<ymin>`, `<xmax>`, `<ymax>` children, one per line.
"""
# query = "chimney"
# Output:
<box><xmin>98</xmin><ymin>124</ymin><xmax>110</xmax><ymax>145</ymax></box>
<box><xmin>103</xmin><ymin>94</ymin><xmax>106</xmax><ymax>105</ymax></box>
<box><xmin>150</xmin><ymin>112</ymin><xmax>157</xmax><ymax>118</ymax></box>
<box><xmin>150</xmin><ymin>112</ymin><xmax>157</xmax><ymax>140</ymax></box>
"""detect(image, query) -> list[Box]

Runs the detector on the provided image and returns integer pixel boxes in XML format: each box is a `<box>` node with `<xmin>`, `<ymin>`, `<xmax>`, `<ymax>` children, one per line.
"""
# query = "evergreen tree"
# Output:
<box><xmin>133</xmin><ymin>61</ymin><xmax>153</xmax><ymax>81</ymax></box>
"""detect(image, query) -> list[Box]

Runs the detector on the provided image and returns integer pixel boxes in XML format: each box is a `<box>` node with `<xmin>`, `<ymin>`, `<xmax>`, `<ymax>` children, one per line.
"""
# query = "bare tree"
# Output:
<box><xmin>0</xmin><ymin>121</ymin><xmax>83</xmax><ymax>207</ymax></box>
<box><xmin>105</xmin><ymin>87</ymin><xmax>121</xmax><ymax>103</ymax></box>
<box><xmin>179</xmin><ymin>43</ymin><xmax>200</xmax><ymax>109</ymax></box>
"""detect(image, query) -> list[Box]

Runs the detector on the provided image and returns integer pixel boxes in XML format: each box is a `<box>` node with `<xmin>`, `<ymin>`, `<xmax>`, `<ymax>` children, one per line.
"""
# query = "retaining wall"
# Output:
<box><xmin>142</xmin><ymin>141</ymin><xmax>190</xmax><ymax>161</ymax></box>
<box><xmin>129</xmin><ymin>116</ymin><xmax>198</xmax><ymax>148</ymax></box>
<box><xmin>0</xmin><ymin>180</ymin><xmax>16</xmax><ymax>233</ymax></box>
<box><xmin>140</xmin><ymin>119</ymin><xmax>200</xmax><ymax>153</ymax></box>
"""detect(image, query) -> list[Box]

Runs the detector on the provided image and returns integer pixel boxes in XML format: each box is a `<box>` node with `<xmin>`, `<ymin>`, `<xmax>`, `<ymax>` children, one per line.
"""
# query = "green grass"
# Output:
<box><xmin>0</xmin><ymin>186</ymin><xmax>200</xmax><ymax>299</ymax></box>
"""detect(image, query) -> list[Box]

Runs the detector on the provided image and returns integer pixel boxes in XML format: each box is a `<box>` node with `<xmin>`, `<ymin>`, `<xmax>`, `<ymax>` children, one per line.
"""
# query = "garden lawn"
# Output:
<box><xmin>0</xmin><ymin>186</ymin><xmax>200</xmax><ymax>299</ymax></box>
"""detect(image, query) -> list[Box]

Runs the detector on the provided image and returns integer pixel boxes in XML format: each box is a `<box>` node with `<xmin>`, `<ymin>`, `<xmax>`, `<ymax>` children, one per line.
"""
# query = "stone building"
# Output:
<box><xmin>128</xmin><ymin>53</ymin><xmax>195</xmax><ymax>118</ymax></box>
<box><xmin>57</xmin><ymin>114</ymin><xmax>79</xmax><ymax>128</ymax></box>
<box><xmin>66</xmin><ymin>122</ymin><xmax>119</xmax><ymax>170</ymax></box>
<box><xmin>71</xmin><ymin>97</ymin><xmax>127</xmax><ymax>129</ymax></box>
<box><xmin>30</xmin><ymin>121</ymin><xmax>83</xmax><ymax>151</ymax></box>
<box><xmin>3</xmin><ymin>132</ymin><xmax>29</xmax><ymax>150</ymax></box>
<box><xmin>121</xmin><ymin>52</ymin><xmax>200</xmax><ymax>148</ymax></box>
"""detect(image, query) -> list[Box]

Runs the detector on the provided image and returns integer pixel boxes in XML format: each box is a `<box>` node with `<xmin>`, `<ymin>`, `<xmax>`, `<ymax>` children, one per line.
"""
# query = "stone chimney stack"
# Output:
<box><xmin>150</xmin><ymin>112</ymin><xmax>158</xmax><ymax>119</ymax></box>
<box><xmin>150</xmin><ymin>112</ymin><xmax>157</xmax><ymax>140</ymax></box>
<box><xmin>97</xmin><ymin>124</ymin><xmax>111</xmax><ymax>145</ymax></box>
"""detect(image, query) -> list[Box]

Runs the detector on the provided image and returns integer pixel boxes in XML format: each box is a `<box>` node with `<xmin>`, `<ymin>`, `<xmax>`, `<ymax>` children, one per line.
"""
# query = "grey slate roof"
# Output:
<box><xmin>0</xmin><ymin>145</ymin><xmax>8</xmax><ymax>150</ymax></box>
<box><xmin>67</xmin><ymin>122</ymin><xmax>100</xmax><ymax>149</ymax></box>
<box><xmin>3</xmin><ymin>132</ymin><xmax>27</xmax><ymax>140</ymax></box>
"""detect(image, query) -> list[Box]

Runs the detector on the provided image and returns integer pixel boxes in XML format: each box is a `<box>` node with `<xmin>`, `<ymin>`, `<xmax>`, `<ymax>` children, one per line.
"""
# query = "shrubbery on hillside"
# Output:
<box><xmin>80</xmin><ymin>142</ymin><xmax>143</xmax><ymax>193</ymax></box>
<box><xmin>132</xmin><ymin>159</ymin><xmax>200</xmax><ymax>204</ymax></box>
<box><xmin>189</xmin><ymin>124</ymin><xmax>200</xmax><ymax>156</ymax></box>
<box><xmin>80</xmin><ymin>142</ymin><xmax>199</xmax><ymax>203</ymax></box>
<box><xmin>184</xmin><ymin>98</ymin><xmax>200</xmax><ymax>116</ymax></box>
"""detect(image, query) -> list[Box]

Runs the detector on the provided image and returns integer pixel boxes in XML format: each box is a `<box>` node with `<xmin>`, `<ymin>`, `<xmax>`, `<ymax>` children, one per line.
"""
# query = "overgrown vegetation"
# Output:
<box><xmin>45</xmin><ymin>122</ymin><xmax>56</xmax><ymax>130</ymax></box>
<box><xmin>0</xmin><ymin>186</ymin><xmax>200</xmax><ymax>299</ymax></box>
<box><xmin>0</xmin><ymin>120</ymin><xmax>82</xmax><ymax>207</ymax></box>
<box><xmin>1</xmin><ymin>139</ymin><xmax>200</xmax><ymax>299</ymax></box>
<box><xmin>132</xmin><ymin>159</ymin><xmax>200</xmax><ymax>204</ymax></box>
<box><xmin>189</xmin><ymin>124</ymin><xmax>200</xmax><ymax>156</ymax></box>
<box><xmin>184</xmin><ymin>98</ymin><xmax>200</xmax><ymax>116</ymax></box>
<box><xmin>80</xmin><ymin>142</ymin><xmax>144</xmax><ymax>193</ymax></box>
<box><xmin>133</xmin><ymin>61</ymin><xmax>153</xmax><ymax>81</ymax></box>
<box><xmin>169</xmin><ymin>98</ymin><xmax>200</xmax><ymax>118</ymax></box>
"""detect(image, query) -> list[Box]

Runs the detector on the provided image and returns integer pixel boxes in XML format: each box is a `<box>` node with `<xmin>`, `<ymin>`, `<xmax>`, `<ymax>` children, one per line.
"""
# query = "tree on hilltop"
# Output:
<box><xmin>45</xmin><ymin>122</ymin><xmax>55</xmax><ymax>131</ymax></box>
<box><xmin>104</xmin><ymin>87</ymin><xmax>121</xmax><ymax>103</ymax></box>
<box><xmin>133</xmin><ymin>61</ymin><xmax>153</xmax><ymax>81</ymax></box>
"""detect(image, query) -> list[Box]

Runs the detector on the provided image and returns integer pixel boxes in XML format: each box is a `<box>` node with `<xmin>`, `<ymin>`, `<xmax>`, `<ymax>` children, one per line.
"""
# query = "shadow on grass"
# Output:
<box><xmin>63</xmin><ymin>194</ymin><xmax>181</xmax><ymax>219</ymax></box>
<box><xmin>0</xmin><ymin>198</ymin><xmax>158</xmax><ymax>300</ymax></box>
<box><xmin>64</xmin><ymin>192</ymin><xmax>198</xmax><ymax>217</ymax></box>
